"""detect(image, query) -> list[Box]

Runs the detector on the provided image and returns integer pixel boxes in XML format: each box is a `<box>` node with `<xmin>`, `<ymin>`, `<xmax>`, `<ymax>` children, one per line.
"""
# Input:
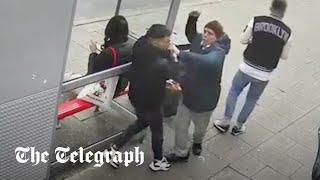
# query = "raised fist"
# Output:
<box><xmin>189</xmin><ymin>10</ymin><xmax>201</xmax><ymax>18</ymax></box>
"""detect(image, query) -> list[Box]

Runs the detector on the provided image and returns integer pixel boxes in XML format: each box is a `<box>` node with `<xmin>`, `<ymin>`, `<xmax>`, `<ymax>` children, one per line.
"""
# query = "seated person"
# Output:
<box><xmin>87</xmin><ymin>15</ymin><xmax>134</xmax><ymax>95</ymax></box>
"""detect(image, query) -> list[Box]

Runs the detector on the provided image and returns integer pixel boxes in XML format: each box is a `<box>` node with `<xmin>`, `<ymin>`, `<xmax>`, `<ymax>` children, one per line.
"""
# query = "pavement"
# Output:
<box><xmin>56</xmin><ymin>0</ymin><xmax>320</xmax><ymax>179</ymax></box>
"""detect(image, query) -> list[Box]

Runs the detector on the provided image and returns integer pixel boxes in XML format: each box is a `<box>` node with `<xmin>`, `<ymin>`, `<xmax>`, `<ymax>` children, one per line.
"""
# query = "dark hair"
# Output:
<box><xmin>102</xmin><ymin>15</ymin><xmax>129</xmax><ymax>49</ymax></box>
<box><xmin>205</xmin><ymin>20</ymin><xmax>224</xmax><ymax>39</ymax></box>
<box><xmin>271</xmin><ymin>0</ymin><xmax>287</xmax><ymax>14</ymax></box>
<box><xmin>145</xmin><ymin>24</ymin><xmax>172</xmax><ymax>39</ymax></box>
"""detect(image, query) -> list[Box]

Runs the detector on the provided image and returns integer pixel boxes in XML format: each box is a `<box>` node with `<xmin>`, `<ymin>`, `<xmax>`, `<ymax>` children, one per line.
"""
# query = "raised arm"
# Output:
<box><xmin>185</xmin><ymin>11</ymin><xmax>201</xmax><ymax>43</ymax></box>
<box><xmin>179</xmin><ymin>50</ymin><xmax>225</xmax><ymax>68</ymax></box>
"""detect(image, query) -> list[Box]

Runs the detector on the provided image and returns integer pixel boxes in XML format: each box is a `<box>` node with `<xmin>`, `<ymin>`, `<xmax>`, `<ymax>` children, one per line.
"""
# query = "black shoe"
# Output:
<box><xmin>165</xmin><ymin>152</ymin><xmax>189</xmax><ymax>162</ymax></box>
<box><xmin>231</xmin><ymin>125</ymin><xmax>246</xmax><ymax>136</ymax></box>
<box><xmin>192</xmin><ymin>143</ymin><xmax>202</xmax><ymax>156</ymax></box>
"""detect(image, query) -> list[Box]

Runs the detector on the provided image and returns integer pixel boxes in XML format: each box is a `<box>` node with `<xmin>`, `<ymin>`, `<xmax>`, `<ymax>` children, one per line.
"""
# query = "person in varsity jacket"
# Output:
<box><xmin>214</xmin><ymin>0</ymin><xmax>292</xmax><ymax>136</ymax></box>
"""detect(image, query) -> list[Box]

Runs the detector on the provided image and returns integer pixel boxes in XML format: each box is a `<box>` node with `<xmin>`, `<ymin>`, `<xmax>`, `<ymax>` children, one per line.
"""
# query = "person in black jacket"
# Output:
<box><xmin>107</xmin><ymin>24</ymin><xmax>174</xmax><ymax>171</ymax></box>
<box><xmin>213</xmin><ymin>0</ymin><xmax>292</xmax><ymax>136</ymax></box>
<box><xmin>87</xmin><ymin>15</ymin><xmax>133</xmax><ymax>94</ymax></box>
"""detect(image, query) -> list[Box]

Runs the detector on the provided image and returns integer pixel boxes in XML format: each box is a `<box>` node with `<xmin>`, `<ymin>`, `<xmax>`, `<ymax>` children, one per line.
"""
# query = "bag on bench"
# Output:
<box><xmin>78</xmin><ymin>47</ymin><xmax>120</xmax><ymax>110</ymax></box>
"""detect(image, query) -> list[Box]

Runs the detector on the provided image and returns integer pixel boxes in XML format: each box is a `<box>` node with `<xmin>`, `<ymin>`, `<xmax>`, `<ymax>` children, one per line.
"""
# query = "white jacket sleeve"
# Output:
<box><xmin>280</xmin><ymin>35</ymin><xmax>292</xmax><ymax>60</ymax></box>
<box><xmin>240</xmin><ymin>18</ymin><xmax>254</xmax><ymax>44</ymax></box>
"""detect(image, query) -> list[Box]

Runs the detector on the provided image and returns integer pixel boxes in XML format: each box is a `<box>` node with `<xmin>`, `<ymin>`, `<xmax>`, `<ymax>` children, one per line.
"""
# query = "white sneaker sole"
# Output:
<box><xmin>214</xmin><ymin>123</ymin><xmax>229</xmax><ymax>133</ymax></box>
<box><xmin>149</xmin><ymin>164</ymin><xmax>171</xmax><ymax>171</ymax></box>
<box><xmin>104</xmin><ymin>149</ymin><xmax>120</xmax><ymax>169</ymax></box>
<box><xmin>109</xmin><ymin>161</ymin><xmax>119</xmax><ymax>169</ymax></box>
<box><xmin>231</xmin><ymin>130</ymin><xmax>245</xmax><ymax>136</ymax></box>
<box><xmin>231</xmin><ymin>126</ymin><xmax>246</xmax><ymax>136</ymax></box>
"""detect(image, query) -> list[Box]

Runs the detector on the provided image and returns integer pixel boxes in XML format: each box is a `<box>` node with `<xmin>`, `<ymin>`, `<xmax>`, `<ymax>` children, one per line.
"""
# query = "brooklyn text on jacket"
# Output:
<box><xmin>254</xmin><ymin>22</ymin><xmax>289</xmax><ymax>41</ymax></box>
<box><xmin>15</xmin><ymin>146</ymin><xmax>144</xmax><ymax>167</ymax></box>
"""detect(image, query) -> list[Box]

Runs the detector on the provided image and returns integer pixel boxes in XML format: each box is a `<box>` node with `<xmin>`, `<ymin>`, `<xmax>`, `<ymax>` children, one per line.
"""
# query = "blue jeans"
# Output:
<box><xmin>225</xmin><ymin>70</ymin><xmax>268</xmax><ymax>126</ymax></box>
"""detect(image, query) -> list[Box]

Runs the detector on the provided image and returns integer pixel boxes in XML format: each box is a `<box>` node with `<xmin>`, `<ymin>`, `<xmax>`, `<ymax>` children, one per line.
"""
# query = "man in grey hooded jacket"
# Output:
<box><xmin>166</xmin><ymin>11</ymin><xmax>231</xmax><ymax>162</ymax></box>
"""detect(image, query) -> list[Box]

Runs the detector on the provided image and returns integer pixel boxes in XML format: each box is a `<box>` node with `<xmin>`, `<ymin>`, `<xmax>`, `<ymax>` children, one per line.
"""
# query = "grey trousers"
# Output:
<box><xmin>173</xmin><ymin>102</ymin><xmax>212</xmax><ymax>156</ymax></box>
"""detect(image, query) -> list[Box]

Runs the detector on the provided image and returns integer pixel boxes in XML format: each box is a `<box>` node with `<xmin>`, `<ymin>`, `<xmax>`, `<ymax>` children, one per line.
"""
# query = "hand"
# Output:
<box><xmin>189</xmin><ymin>10</ymin><xmax>201</xmax><ymax>18</ymax></box>
<box><xmin>169</xmin><ymin>43</ymin><xmax>180</xmax><ymax>55</ymax></box>
<box><xmin>89</xmin><ymin>40</ymin><xmax>98</xmax><ymax>53</ymax></box>
<box><xmin>166</xmin><ymin>79</ymin><xmax>182</xmax><ymax>94</ymax></box>
<box><xmin>172</xmin><ymin>53</ymin><xmax>179</xmax><ymax>62</ymax></box>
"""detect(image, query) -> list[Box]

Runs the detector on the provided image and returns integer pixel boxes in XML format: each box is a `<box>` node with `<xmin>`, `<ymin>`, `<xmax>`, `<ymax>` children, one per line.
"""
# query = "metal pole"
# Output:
<box><xmin>166</xmin><ymin>0</ymin><xmax>181</xmax><ymax>30</ymax></box>
<box><xmin>115</xmin><ymin>0</ymin><xmax>123</xmax><ymax>15</ymax></box>
<box><xmin>46</xmin><ymin>0</ymin><xmax>78</xmax><ymax>178</ymax></box>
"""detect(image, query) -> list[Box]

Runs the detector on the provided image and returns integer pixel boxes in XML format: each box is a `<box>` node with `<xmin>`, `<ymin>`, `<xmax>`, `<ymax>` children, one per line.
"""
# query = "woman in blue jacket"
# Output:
<box><xmin>166</xmin><ymin>11</ymin><xmax>231</xmax><ymax>162</ymax></box>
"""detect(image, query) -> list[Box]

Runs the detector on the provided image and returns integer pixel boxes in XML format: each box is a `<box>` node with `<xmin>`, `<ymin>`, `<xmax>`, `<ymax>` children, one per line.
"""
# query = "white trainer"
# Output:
<box><xmin>149</xmin><ymin>157</ymin><xmax>171</xmax><ymax>171</ymax></box>
<box><xmin>104</xmin><ymin>145</ymin><xmax>120</xmax><ymax>169</ymax></box>
<box><xmin>213</xmin><ymin>119</ymin><xmax>231</xmax><ymax>133</ymax></box>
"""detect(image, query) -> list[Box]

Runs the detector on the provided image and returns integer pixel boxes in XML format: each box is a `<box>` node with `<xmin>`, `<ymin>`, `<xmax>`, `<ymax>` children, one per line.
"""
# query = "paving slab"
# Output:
<box><xmin>252</xmin><ymin>167</ymin><xmax>289</xmax><ymax>180</ymax></box>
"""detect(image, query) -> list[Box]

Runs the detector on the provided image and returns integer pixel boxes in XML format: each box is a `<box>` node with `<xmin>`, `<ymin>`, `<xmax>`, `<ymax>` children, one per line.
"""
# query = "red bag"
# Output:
<box><xmin>108</xmin><ymin>47</ymin><xmax>118</xmax><ymax>67</ymax></box>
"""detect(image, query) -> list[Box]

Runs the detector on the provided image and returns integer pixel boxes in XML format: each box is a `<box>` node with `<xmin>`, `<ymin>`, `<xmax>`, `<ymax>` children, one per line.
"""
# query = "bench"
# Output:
<box><xmin>57</xmin><ymin>76</ymin><xmax>128</xmax><ymax>120</ymax></box>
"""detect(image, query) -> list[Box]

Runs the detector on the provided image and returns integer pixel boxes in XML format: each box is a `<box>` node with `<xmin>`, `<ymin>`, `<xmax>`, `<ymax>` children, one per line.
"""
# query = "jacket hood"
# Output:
<box><xmin>216</xmin><ymin>34</ymin><xmax>231</xmax><ymax>54</ymax></box>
